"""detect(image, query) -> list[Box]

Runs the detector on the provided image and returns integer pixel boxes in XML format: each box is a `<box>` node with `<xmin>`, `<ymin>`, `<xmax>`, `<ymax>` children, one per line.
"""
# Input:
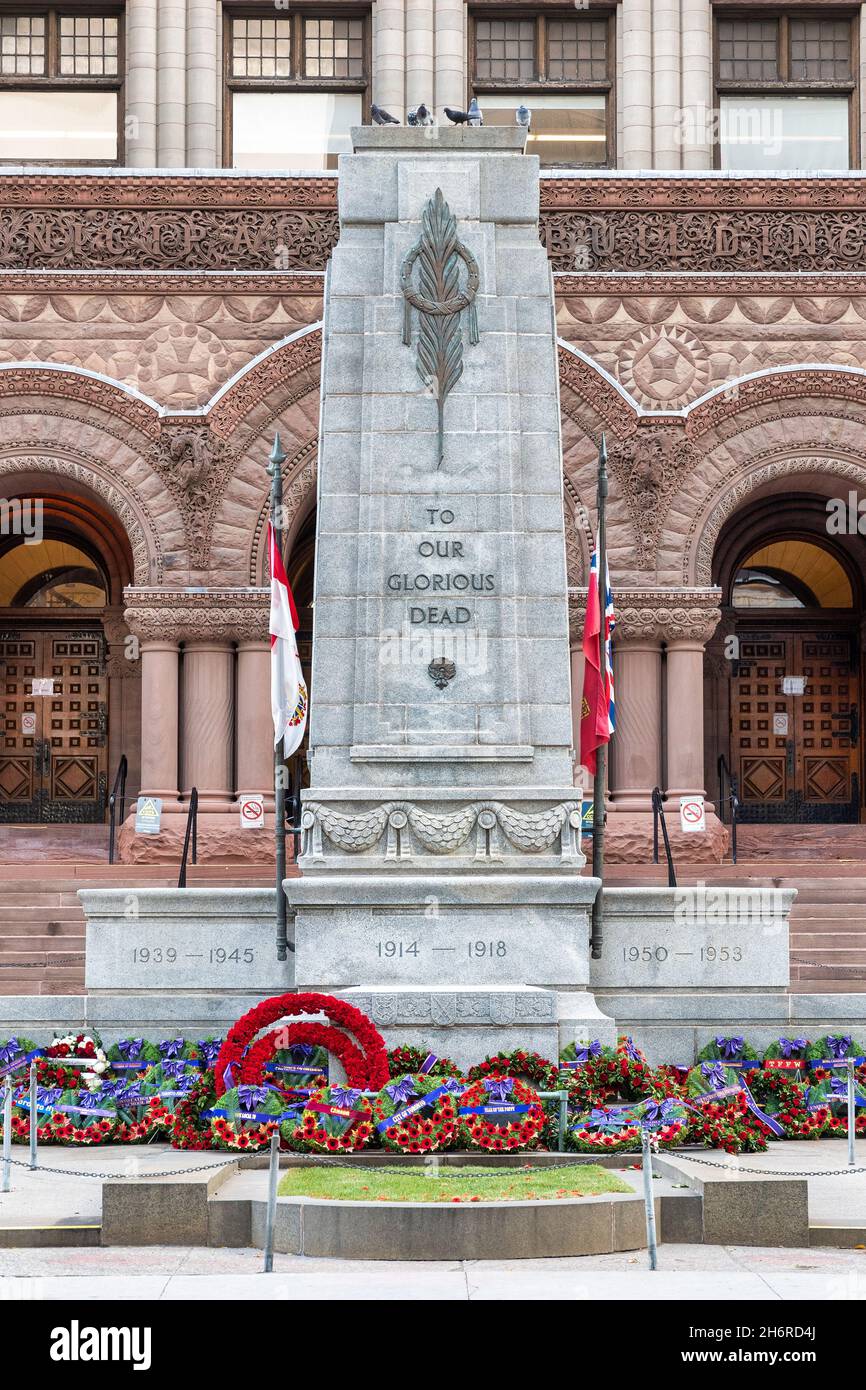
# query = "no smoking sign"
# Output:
<box><xmin>679</xmin><ymin>796</ymin><xmax>706</xmax><ymax>834</ymax></box>
<box><xmin>239</xmin><ymin>795</ymin><xmax>265</xmax><ymax>829</ymax></box>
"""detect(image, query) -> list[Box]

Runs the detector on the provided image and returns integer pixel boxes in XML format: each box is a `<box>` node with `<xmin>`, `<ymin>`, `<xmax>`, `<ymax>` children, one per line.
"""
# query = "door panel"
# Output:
<box><xmin>0</xmin><ymin>629</ymin><xmax>107</xmax><ymax>823</ymax></box>
<box><xmin>731</xmin><ymin>627</ymin><xmax>860</xmax><ymax>823</ymax></box>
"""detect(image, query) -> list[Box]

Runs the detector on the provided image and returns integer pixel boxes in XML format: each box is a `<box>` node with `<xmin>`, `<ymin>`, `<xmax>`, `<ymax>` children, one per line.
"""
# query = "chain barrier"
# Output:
<box><xmin>664</xmin><ymin>1152</ymin><xmax>866</xmax><ymax>1177</ymax></box>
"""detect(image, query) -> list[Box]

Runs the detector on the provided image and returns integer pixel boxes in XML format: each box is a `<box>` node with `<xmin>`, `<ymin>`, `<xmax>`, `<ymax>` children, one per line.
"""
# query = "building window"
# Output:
<box><xmin>470</xmin><ymin>9</ymin><xmax>614</xmax><ymax>167</ymax></box>
<box><xmin>0</xmin><ymin>8</ymin><xmax>122</xmax><ymax>163</ymax></box>
<box><xmin>224</xmin><ymin>7</ymin><xmax>370</xmax><ymax>170</ymax></box>
<box><xmin>715</xmin><ymin>9</ymin><xmax>856</xmax><ymax>171</ymax></box>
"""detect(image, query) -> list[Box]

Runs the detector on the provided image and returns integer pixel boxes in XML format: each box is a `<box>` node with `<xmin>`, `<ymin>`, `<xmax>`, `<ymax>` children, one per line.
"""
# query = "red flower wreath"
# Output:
<box><xmin>467</xmin><ymin>1049</ymin><xmax>559</xmax><ymax>1092</ymax></box>
<box><xmin>372</xmin><ymin>1073</ymin><xmax>462</xmax><ymax>1153</ymax></box>
<box><xmin>284</xmin><ymin>1083</ymin><xmax>375</xmax><ymax>1153</ymax></box>
<box><xmin>457</xmin><ymin>1073</ymin><xmax>545</xmax><ymax>1152</ymax></box>
<box><xmin>239</xmin><ymin>1023</ymin><xmax>369</xmax><ymax>1093</ymax></box>
<box><xmin>214</xmin><ymin>992</ymin><xmax>390</xmax><ymax>1097</ymax></box>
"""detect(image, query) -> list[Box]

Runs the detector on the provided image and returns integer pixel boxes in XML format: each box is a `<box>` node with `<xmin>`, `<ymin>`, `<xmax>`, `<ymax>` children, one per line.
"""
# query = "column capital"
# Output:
<box><xmin>124</xmin><ymin>587</ymin><xmax>270</xmax><ymax>643</ymax></box>
<box><xmin>571</xmin><ymin>587</ymin><xmax>722</xmax><ymax>644</ymax></box>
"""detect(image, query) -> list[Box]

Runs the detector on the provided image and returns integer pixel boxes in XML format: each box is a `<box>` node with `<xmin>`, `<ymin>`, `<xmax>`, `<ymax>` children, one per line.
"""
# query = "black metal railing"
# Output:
<box><xmin>651</xmin><ymin>786</ymin><xmax>677</xmax><ymax>887</ymax></box>
<box><xmin>177</xmin><ymin>787</ymin><xmax>199</xmax><ymax>889</ymax></box>
<box><xmin>718</xmin><ymin>754</ymin><xmax>740</xmax><ymax>865</ymax></box>
<box><xmin>107</xmin><ymin>753</ymin><xmax>128</xmax><ymax>865</ymax></box>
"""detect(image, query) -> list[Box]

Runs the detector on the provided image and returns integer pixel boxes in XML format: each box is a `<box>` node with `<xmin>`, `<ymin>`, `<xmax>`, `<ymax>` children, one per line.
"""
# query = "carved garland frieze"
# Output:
<box><xmin>569</xmin><ymin>588</ymin><xmax>721</xmax><ymax>645</ymax></box>
<box><xmin>123</xmin><ymin>589</ymin><xmax>270</xmax><ymax>644</ymax></box>
<box><xmin>301</xmin><ymin>799</ymin><xmax>584</xmax><ymax>864</ymax></box>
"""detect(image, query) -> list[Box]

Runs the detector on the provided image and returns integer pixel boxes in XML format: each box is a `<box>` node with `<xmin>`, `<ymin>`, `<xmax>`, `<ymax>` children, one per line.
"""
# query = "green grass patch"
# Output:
<box><xmin>278</xmin><ymin>1163</ymin><xmax>632</xmax><ymax>1203</ymax></box>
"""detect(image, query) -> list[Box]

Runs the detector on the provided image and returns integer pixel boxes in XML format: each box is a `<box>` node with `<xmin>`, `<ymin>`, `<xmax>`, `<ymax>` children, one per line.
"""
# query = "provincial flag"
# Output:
<box><xmin>268</xmin><ymin>521</ymin><xmax>308</xmax><ymax>754</ymax></box>
<box><xmin>580</xmin><ymin>537</ymin><xmax>616</xmax><ymax>775</ymax></box>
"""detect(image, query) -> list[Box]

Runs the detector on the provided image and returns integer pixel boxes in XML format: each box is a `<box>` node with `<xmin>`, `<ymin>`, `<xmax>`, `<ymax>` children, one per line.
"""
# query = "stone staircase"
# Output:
<box><xmin>0</xmin><ymin>864</ymin><xmax>277</xmax><ymax>995</ymax></box>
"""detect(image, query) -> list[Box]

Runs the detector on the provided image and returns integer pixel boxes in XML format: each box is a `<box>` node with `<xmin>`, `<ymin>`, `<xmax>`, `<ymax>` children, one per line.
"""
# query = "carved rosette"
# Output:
<box><xmin>124</xmin><ymin>588</ymin><xmax>270</xmax><ymax>644</ymax></box>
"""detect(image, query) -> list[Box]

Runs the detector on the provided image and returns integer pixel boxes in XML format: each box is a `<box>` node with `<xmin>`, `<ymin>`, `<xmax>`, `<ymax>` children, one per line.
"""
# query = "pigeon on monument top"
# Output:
<box><xmin>444</xmin><ymin>106</ymin><xmax>470</xmax><ymax>125</ymax></box>
<box><xmin>371</xmin><ymin>104</ymin><xmax>400</xmax><ymax>125</ymax></box>
<box><xmin>467</xmin><ymin>98</ymin><xmax>483</xmax><ymax>126</ymax></box>
<box><xmin>515</xmin><ymin>104</ymin><xmax>531</xmax><ymax>128</ymax></box>
<box><xmin>407</xmin><ymin>107</ymin><xmax>418</xmax><ymax>126</ymax></box>
<box><xmin>415</xmin><ymin>102</ymin><xmax>434</xmax><ymax>126</ymax></box>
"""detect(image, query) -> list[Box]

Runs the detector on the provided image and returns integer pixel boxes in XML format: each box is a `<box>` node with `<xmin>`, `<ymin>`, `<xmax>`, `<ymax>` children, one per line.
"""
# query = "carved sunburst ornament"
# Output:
<box><xmin>620</xmin><ymin>324</ymin><xmax>709</xmax><ymax>409</ymax></box>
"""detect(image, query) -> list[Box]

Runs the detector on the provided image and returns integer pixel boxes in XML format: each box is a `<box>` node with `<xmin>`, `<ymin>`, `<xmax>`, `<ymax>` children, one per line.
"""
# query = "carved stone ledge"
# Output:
<box><xmin>124</xmin><ymin>588</ymin><xmax>269</xmax><ymax>644</ymax></box>
<box><xmin>569</xmin><ymin>587</ymin><xmax>722</xmax><ymax>644</ymax></box>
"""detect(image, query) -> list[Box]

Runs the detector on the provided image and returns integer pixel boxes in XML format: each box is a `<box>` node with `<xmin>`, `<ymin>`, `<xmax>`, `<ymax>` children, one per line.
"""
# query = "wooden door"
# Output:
<box><xmin>0</xmin><ymin>629</ymin><xmax>107</xmax><ymax>823</ymax></box>
<box><xmin>731</xmin><ymin>628</ymin><xmax>859</xmax><ymax>823</ymax></box>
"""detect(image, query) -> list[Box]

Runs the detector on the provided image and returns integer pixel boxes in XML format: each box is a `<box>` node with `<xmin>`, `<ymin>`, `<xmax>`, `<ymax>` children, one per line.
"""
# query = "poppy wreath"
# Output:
<box><xmin>387</xmin><ymin>1045</ymin><xmax>462</xmax><ymax>1079</ymax></box>
<box><xmin>155</xmin><ymin>1037</ymin><xmax>195</xmax><ymax>1064</ymax></box>
<box><xmin>558</xmin><ymin>1043</ymin><xmax>619</xmax><ymax>1111</ymax></box>
<box><xmin>100</xmin><ymin>1079</ymin><xmax>167</xmax><ymax>1143</ymax></box>
<box><xmin>145</xmin><ymin>1062</ymin><xmax>201</xmax><ymax>1126</ymax></box>
<box><xmin>284</xmin><ymin>1083</ymin><xmax>375</xmax><ymax>1153</ymax></box>
<box><xmin>653</xmin><ymin>1065</ymin><xmax>690</xmax><ymax>1098</ymax></box>
<box><xmin>205</xmin><ymin>1084</ymin><xmax>285</xmax><ymax>1152</ymax></box>
<box><xmin>750</xmin><ymin>1072</ymin><xmax>827</xmax><ymax>1140</ymax></box>
<box><xmin>806</xmin><ymin>1072</ymin><xmax>866</xmax><ymax>1127</ymax></box>
<box><xmin>170</xmin><ymin>1070</ymin><xmax>217</xmax><ymax>1151</ymax></box>
<box><xmin>262</xmin><ymin>1038</ymin><xmax>329</xmax><ymax>1098</ymax></box>
<box><xmin>372</xmin><ymin>1073</ymin><xmax>463</xmax><ymax>1153</ymax></box>
<box><xmin>188</xmin><ymin>1037</ymin><xmax>224</xmax><ymax>1071</ymax></box>
<box><xmin>568</xmin><ymin>1098</ymin><xmax>687</xmax><ymax>1155</ymax></box>
<box><xmin>823</xmin><ymin>1113</ymin><xmax>866</xmax><ymax>1139</ymax></box>
<box><xmin>49</xmin><ymin>1089</ymin><xmax>118</xmax><ymax>1146</ymax></box>
<box><xmin>239</xmin><ymin>1023</ymin><xmax>368</xmax><ymax>1096</ymax></box>
<box><xmin>467</xmin><ymin>1049</ymin><xmax>559</xmax><ymax>1092</ymax></box>
<box><xmin>684</xmin><ymin>1091</ymin><xmax>771</xmax><ymax>1155</ymax></box>
<box><xmin>696</xmin><ymin>1036</ymin><xmax>760</xmax><ymax>1074</ymax></box>
<box><xmin>762</xmin><ymin>1037</ymin><xmax>811</xmax><ymax>1075</ymax></box>
<box><xmin>40</xmin><ymin>1032</ymin><xmax>109</xmax><ymax>1089</ymax></box>
<box><xmin>215</xmin><ymin>993</ymin><xmax>389</xmax><ymax>1097</ymax></box>
<box><xmin>457</xmin><ymin>1074</ymin><xmax>545</xmax><ymax>1152</ymax></box>
<box><xmin>106</xmin><ymin>1038</ymin><xmax>161</xmax><ymax>1077</ymax></box>
<box><xmin>805</xmin><ymin>1035</ymin><xmax>866</xmax><ymax>1081</ymax></box>
<box><xmin>613</xmin><ymin>1036</ymin><xmax>659</xmax><ymax>1099</ymax></box>
<box><xmin>6</xmin><ymin>1085</ymin><xmax>60</xmax><ymax>1145</ymax></box>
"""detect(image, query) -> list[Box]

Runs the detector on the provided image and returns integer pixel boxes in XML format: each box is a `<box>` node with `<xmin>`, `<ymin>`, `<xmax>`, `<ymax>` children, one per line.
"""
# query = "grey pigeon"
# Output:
<box><xmin>415</xmin><ymin>102</ymin><xmax>434</xmax><ymax>127</ymax></box>
<box><xmin>515</xmin><ymin>104</ymin><xmax>531</xmax><ymax>128</ymax></box>
<box><xmin>444</xmin><ymin>106</ymin><xmax>470</xmax><ymax>125</ymax></box>
<box><xmin>407</xmin><ymin>107</ymin><xmax>418</xmax><ymax>127</ymax></box>
<box><xmin>467</xmin><ymin>97</ymin><xmax>483</xmax><ymax>127</ymax></box>
<box><xmin>371</xmin><ymin>104</ymin><xmax>400</xmax><ymax>126</ymax></box>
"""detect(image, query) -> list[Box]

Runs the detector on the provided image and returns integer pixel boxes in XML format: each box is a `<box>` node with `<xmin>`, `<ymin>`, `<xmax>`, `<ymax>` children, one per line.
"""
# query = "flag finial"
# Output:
<box><xmin>268</xmin><ymin>431</ymin><xmax>286</xmax><ymax>475</ymax></box>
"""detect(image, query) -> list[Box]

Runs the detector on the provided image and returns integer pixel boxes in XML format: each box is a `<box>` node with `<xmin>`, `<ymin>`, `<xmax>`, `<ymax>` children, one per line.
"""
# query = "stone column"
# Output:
<box><xmin>186</xmin><ymin>0</ymin><xmax>218</xmax><ymax>167</ymax></box>
<box><xmin>138</xmin><ymin>640</ymin><xmax>181</xmax><ymax>806</ymax></box>
<box><xmin>681</xmin><ymin>0</ymin><xmax>713</xmax><ymax>169</ymax></box>
<box><xmin>434</xmin><ymin>0</ymin><xmax>465</xmax><ymax>114</ymax></box>
<box><xmin>609</xmin><ymin>636</ymin><xmax>663</xmax><ymax>811</ymax></box>
<box><xmin>236</xmin><ymin>640</ymin><xmax>274</xmax><ymax>809</ymax></box>
<box><xmin>181</xmin><ymin>642</ymin><xmax>235</xmax><ymax>809</ymax></box>
<box><xmin>666</xmin><ymin>640</ymin><xmax>710</xmax><ymax>802</ymax></box>
<box><xmin>157</xmin><ymin>0</ymin><xmax>187</xmax><ymax>166</ymax></box>
<box><xmin>125</xmin><ymin>0</ymin><xmax>158</xmax><ymax>165</ymax></box>
<box><xmin>620</xmin><ymin>0</ymin><xmax>652</xmax><ymax>168</ymax></box>
<box><xmin>102</xmin><ymin>610</ymin><xmax>142</xmax><ymax>803</ymax></box>
<box><xmin>652</xmin><ymin>0</ymin><xmax>681</xmax><ymax>170</ymax></box>
<box><xmin>407</xmin><ymin>0</ymin><xmax>434</xmax><ymax>112</ymax></box>
<box><xmin>373</xmin><ymin>0</ymin><xmax>405</xmax><ymax>115</ymax></box>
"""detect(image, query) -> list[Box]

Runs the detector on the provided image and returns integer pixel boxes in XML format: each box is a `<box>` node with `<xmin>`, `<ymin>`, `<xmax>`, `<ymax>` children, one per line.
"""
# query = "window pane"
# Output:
<box><xmin>59</xmin><ymin>15</ymin><xmax>119</xmax><ymax>77</ymax></box>
<box><xmin>231</xmin><ymin>17</ymin><xmax>292</xmax><ymax>77</ymax></box>
<box><xmin>481</xmin><ymin>93</ymin><xmax>607</xmax><ymax>167</ymax></box>
<box><xmin>790</xmin><ymin>19</ymin><xmax>851</xmax><ymax>83</ymax></box>
<box><xmin>231</xmin><ymin>90</ymin><xmax>362</xmax><ymax>170</ymax></box>
<box><xmin>0</xmin><ymin>90</ymin><xmax>118</xmax><ymax>160</ymax></box>
<box><xmin>719</xmin><ymin>96</ymin><xmax>849</xmax><ymax>171</ymax></box>
<box><xmin>717</xmin><ymin>18</ymin><xmax>779</xmax><ymax>82</ymax></box>
<box><xmin>0</xmin><ymin>14</ymin><xmax>45</xmax><ymax>76</ymax></box>
<box><xmin>547</xmin><ymin>19</ymin><xmax>607</xmax><ymax>82</ymax></box>
<box><xmin>474</xmin><ymin>19</ymin><xmax>535</xmax><ymax>83</ymax></box>
<box><xmin>303</xmin><ymin>16</ymin><xmax>364</xmax><ymax>78</ymax></box>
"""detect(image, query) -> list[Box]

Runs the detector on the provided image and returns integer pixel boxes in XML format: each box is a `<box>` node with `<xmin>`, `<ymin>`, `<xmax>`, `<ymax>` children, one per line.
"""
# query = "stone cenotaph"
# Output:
<box><xmin>288</xmin><ymin>126</ymin><xmax>610</xmax><ymax>1066</ymax></box>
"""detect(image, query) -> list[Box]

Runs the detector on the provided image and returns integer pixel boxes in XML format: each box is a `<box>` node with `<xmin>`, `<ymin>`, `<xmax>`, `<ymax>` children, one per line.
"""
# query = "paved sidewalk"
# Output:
<box><xmin>0</xmin><ymin>1243</ymin><xmax>865</xmax><ymax>1299</ymax></box>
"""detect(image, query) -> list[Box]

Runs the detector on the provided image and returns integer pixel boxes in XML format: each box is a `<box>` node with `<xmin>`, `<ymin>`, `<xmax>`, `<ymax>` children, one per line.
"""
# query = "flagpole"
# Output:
<box><xmin>267</xmin><ymin>432</ymin><xmax>289</xmax><ymax>963</ymax></box>
<box><xmin>590</xmin><ymin>434</ymin><xmax>608</xmax><ymax>961</ymax></box>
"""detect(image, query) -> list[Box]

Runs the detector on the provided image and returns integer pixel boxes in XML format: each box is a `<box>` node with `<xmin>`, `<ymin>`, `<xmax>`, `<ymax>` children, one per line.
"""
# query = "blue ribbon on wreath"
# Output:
<box><xmin>484</xmin><ymin>1077</ymin><xmax>514</xmax><ymax>1103</ymax></box>
<box><xmin>701</xmin><ymin>1061</ymin><xmax>728</xmax><ymax>1088</ymax></box>
<box><xmin>828</xmin><ymin>1076</ymin><xmax>866</xmax><ymax>1105</ymax></box>
<box><xmin>117</xmin><ymin>1038</ymin><xmax>145</xmax><ymax>1060</ymax></box>
<box><xmin>641</xmin><ymin>1098</ymin><xmax>681</xmax><ymax>1129</ymax></box>
<box><xmin>158</xmin><ymin>1038</ymin><xmax>185</xmax><ymax>1060</ymax></box>
<box><xmin>778</xmin><ymin>1037</ymin><xmax>807</xmax><ymax>1058</ymax></box>
<box><xmin>385</xmin><ymin>1076</ymin><xmax>417</xmax><ymax>1106</ymax></box>
<box><xmin>376</xmin><ymin>1084</ymin><xmax>453</xmax><ymax>1132</ymax></box>
<box><xmin>161</xmin><ymin>1060</ymin><xmax>192</xmax><ymax>1080</ymax></box>
<box><xmin>196</xmin><ymin>1040</ymin><xmax>223</xmax><ymax>1067</ymax></box>
<box><xmin>582</xmin><ymin>1107</ymin><xmax>632</xmax><ymax>1132</ymax></box>
<box><xmin>828</xmin><ymin>1036</ymin><xmax>853</xmax><ymax>1060</ymax></box>
<box><xmin>330</xmin><ymin>1086</ymin><xmax>363</xmax><ymax>1109</ymax></box>
<box><xmin>237</xmin><ymin>1085</ymin><xmax>270</xmax><ymax>1111</ymax></box>
<box><xmin>622</xmin><ymin>1037</ymin><xmax>642</xmax><ymax>1062</ymax></box>
<box><xmin>715</xmin><ymin>1036</ymin><xmax>744</xmax><ymax>1060</ymax></box>
<box><xmin>0</xmin><ymin>1047</ymin><xmax>41</xmax><ymax>1079</ymax></box>
<box><xmin>420</xmin><ymin>1053</ymin><xmax>438</xmax><ymax>1074</ymax></box>
<box><xmin>0</xmin><ymin>1038</ymin><xmax>21</xmax><ymax>1064</ymax></box>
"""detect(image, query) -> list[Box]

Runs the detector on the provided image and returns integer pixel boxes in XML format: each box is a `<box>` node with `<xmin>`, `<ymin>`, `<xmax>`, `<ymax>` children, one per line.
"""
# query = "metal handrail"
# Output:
<box><xmin>651</xmin><ymin>786</ymin><xmax>677</xmax><ymax>887</ymax></box>
<box><xmin>107</xmin><ymin>753</ymin><xmax>128</xmax><ymax>865</ymax></box>
<box><xmin>718</xmin><ymin>754</ymin><xmax>740</xmax><ymax>865</ymax></box>
<box><xmin>177</xmin><ymin>787</ymin><xmax>198</xmax><ymax>889</ymax></box>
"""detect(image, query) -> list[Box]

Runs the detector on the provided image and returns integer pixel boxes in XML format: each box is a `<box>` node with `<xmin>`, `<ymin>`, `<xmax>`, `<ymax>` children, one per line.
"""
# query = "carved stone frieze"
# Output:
<box><xmin>569</xmin><ymin>587</ymin><xmax>721</xmax><ymax>645</ymax></box>
<box><xmin>149</xmin><ymin>424</ymin><xmax>236</xmax><ymax>569</ymax></box>
<box><xmin>300</xmin><ymin>798</ymin><xmax>584</xmax><ymax>867</ymax></box>
<box><xmin>124</xmin><ymin>588</ymin><xmax>269</xmax><ymax>644</ymax></box>
<box><xmin>608</xmin><ymin>425</ymin><xmax>700</xmax><ymax>568</ymax></box>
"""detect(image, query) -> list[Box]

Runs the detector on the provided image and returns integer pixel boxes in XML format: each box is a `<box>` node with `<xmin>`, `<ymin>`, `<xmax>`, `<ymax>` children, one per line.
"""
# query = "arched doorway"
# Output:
<box><xmin>0</xmin><ymin>489</ymin><xmax>134</xmax><ymax>824</ymax></box>
<box><xmin>713</xmin><ymin>493</ymin><xmax>863</xmax><ymax>824</ymax></box>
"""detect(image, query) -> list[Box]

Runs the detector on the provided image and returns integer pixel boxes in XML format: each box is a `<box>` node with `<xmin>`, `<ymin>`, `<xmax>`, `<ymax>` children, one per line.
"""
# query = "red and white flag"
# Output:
<box><xmin>579</xmin><ymin>536</ymin><xmax>615</xmax><ymax>775</ymax></box>
<box><xmin>268</xmin><ymin>521</ymin><xmax>308</xmax><ymax>754</ymax></box>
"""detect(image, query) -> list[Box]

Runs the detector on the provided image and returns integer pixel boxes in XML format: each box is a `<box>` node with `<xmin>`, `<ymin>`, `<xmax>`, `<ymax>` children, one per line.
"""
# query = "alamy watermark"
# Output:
<box><xmin>0</xmin><ymin>497</ymin><xmax>42</xmax><ymax>544</ymax></box>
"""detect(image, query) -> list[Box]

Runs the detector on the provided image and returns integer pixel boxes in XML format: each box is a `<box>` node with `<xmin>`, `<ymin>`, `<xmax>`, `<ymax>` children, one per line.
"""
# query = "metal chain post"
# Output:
<box><xmin>848</xmin><ymin>1057</ymin><xmax>856</xmax><ymax>1168</ymax></box>
<box><xmin>2</xmin><ymin>1076</ymin><xmax>11</xmax><ymax>1193</ymax></box>
<box><xmin>28</xmin><ymin>1061</ymin><xmax>37</xmax><ymax>1171</ymax></box>
<box><xmin>640</xmin><ymin>1126</ymin><xmax>658</xmax><ymax>1271</ymax></box>
<box><xmin>263</xmin><ymin>1131</ymin><xmax>280</xmax><ymax>1273</ymax></box>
